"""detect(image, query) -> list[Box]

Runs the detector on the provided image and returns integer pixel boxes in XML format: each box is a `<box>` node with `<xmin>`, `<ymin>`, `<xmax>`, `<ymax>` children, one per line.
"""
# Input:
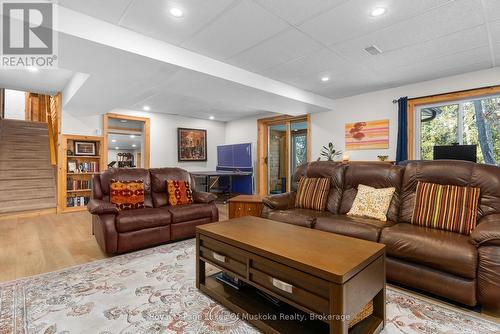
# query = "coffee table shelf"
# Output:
<box><xmin>196</xmin><ymin>216</ymin><xmax>386</xmax><ymax>334</ymax></box>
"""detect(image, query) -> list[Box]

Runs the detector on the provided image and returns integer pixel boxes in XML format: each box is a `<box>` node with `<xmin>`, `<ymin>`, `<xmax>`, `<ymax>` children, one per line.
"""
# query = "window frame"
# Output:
<box><xmin>414</xmin><ymin>93</ymin><xmax>500</xmax><ymax>160</ymax></box>
<box><xmin>407</xmin><ymin>86</ymin><xmax>500</xmax><ymax>159</ymax></box>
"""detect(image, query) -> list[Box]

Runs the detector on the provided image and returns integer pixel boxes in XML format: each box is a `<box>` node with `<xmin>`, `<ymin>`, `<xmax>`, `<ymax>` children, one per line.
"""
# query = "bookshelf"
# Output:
<box><xmin>58</xmin><ymin>135</ymin><xmax>104</xmax><ymax>213</ymax></box>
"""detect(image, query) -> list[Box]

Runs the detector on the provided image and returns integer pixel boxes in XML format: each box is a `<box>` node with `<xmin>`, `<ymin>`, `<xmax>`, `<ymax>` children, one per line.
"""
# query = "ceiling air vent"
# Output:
<box><xmin>364</xmin><ymin>45</ymin><xmax>383</xmax><ymax>56</ymax></box>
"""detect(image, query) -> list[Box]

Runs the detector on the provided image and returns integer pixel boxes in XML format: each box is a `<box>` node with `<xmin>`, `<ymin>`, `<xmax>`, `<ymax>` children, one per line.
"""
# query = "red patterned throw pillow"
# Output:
<box><xmin>295</xmin><ymin>177</ymin><xmax>331</xmax><ymax>211</ymax></box>
<box><xmin>412</xmin><ymin>181</ymin><xmax>480</xmax><ymax>235</ymax></box>
<box><xmin>167</xmin><ymin>180</ymin><xmax>194</xmax><ymax>206</ymax></box>
<box><xmin>110</xmin><ymin>179</ymin><xmax>145</xmax><ymax>211</ymax></box>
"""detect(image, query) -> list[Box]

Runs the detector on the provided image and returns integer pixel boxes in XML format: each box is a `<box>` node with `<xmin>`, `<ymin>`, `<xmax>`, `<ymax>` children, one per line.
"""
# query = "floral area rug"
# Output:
<box><xmin>0</xmin><ymin>239</ymin><xmax>498</xmax><ymax>334</ymax></box>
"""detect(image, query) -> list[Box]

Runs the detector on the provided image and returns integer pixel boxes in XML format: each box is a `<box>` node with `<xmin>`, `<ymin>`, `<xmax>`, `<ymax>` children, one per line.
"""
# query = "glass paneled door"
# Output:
<box><xmin>263</xmin><ymin>116</ymin><xmax>309</xmax><ymax>195</ymax></box>
<box><xmin>268</xmin><ymin>123</ymin><xmax>287</xmax><ymax>194</ymax></box>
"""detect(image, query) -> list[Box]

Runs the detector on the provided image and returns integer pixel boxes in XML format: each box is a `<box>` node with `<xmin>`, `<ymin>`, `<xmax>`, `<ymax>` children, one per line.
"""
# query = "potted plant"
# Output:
<box><xmin>318</xmin><ymin>142</ymin><xmax>342</xmax><ymax>161</ymax></box>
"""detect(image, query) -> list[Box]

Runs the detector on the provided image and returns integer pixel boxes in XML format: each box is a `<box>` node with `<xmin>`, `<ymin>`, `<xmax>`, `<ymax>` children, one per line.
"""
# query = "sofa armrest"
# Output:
<box><xmin>193</xmin><ymin>191</ymin><xmax>217</xmax><ymax>204</ymax></box>
<box><xmin>87</xmin><ymin>199</ymin><xmax>118</xmax><ymax>215</ymax></box>
<box><xmin>471</xmin><ymin>214</ymin><xmax>500</xmax><ymax>247</ymax></box>
<box><xmin>262</xmin><ymin>192</ymin><xmax>296</xmax><ymax>210</ymax></box>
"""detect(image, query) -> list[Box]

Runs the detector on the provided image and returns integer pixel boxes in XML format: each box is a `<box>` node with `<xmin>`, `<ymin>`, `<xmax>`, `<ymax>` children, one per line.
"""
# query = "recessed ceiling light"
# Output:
<box><xmin>321</xmin><ymin>76</ymin><xmax>330</xmax><ymax>82</ymax></box>
<box><xmin>370</xmin><ymin>7</ymin><xmax>386</xmax><ymax>17</ymax></box>
<box><xmin>111</xmin><ymin>139</ymin><xmax>117</xmax><ymax>143</ymax></box>
<box><xmin>115</xmin><ymin>147</ymin><xmax>119</xmax><ymax>150</ymax></box>
<box><xmin>132</xmin><ymin>144</ymin><xmax>137</xmax><ymax>148</ymax></box>
<box><xmin>143</xmin><ymin>105</ymin><xmax>150</xmax><ymax>111</ymax></box>
<box><xmin>130</xmin><ymin>135</ymin><xmax>136</xmax><ymax>138</ymax></box>
<box><xmin>169</xmin><ymin>7</ymin><xmax>184</xmax><ymax>18</ymax></box>
<box><xmin>209</xmin><ymin>116</ymin><xmax>215</xmax><ymax>120</ymax></box>
<box><xmin>120</xmin><ymin>120</ymin><xmax>127</xmax><ymax>123</ymax></box>
<box><xmin>27</xmin><ymin>66</ymin><xmax>39</xmax><ymax>73</ymax></box>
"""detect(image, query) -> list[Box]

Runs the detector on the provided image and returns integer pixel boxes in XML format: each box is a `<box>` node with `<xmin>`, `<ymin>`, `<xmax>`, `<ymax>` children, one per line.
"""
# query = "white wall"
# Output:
<box><xmin>4</xmin><ymin>89</ymin><xmax>25</xmax><ymax>120</ymax></box>
<box><xmin>62</xmin><ymin>109</ymin><xmax>226</xmax><ymax>171</ymax></box>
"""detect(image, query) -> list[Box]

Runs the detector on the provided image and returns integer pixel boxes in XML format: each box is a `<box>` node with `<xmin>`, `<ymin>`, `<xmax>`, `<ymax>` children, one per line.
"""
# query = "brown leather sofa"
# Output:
<box><xmin>88</xmin><ymin>167</ymin><xmax>218</xmax><ymax>254</ymax></box>
<box><xmin>262</xmin><ymin>160</ymin><xmax>500</xmax><ymax>313</ymax></box>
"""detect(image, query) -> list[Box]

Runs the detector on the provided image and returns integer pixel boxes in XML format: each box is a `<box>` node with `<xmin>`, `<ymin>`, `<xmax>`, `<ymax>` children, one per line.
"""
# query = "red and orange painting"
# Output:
<box><xmin>345</xmin><ymin>119</ymin><xmax>389</xmax><ymax>150</ymax></box>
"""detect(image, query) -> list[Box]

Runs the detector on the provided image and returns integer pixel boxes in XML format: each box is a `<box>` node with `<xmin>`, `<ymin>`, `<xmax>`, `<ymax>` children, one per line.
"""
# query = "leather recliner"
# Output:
<box><xmin>87</xmin><ymin>167</ymin><xmax>218</xmax><ymax>254</ymax></box>
<box><xmin>262</xmin><ymin>160</ymin><xmax>500</xmax><ymax>314</ymax></box>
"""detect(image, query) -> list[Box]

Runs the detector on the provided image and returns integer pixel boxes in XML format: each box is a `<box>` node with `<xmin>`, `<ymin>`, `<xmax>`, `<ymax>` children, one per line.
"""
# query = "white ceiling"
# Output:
<box><xmin>56</xmin><ymin>0</ymin><xmax>500</xmax><ymax>102</ymax></box>
<box><xmin>0</xmin><ymin>68</ymin><xmax>73</xmax><ymax>94</ymax></box>
<box><xmin>108</xmin><ymin>133</ymin><xmax>142</xmax><ymax>151</ymax></box>
<box><xmin>4</xmin><ymin>0</ymin><xmax>499</xmax><ymax>121</ymax></box>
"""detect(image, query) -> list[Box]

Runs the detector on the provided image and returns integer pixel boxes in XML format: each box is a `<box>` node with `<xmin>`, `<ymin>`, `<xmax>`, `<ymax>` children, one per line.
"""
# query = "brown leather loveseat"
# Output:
<box><xmin>262</xmin><ymin>160</ymin><xmax>500</xmax><ymax>313</ymax></box>
<box><xmin>88</xmin><ymin>167</ymin><xmax>218</xmax><ymax>254</ymax></box>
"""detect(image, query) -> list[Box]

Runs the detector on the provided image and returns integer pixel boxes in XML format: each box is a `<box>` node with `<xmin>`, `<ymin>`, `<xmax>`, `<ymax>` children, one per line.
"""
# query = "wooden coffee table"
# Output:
<box><xmin>196</xmin><ymin>216</ymin><xmax>386</xmax><ymax>334</ymax></box>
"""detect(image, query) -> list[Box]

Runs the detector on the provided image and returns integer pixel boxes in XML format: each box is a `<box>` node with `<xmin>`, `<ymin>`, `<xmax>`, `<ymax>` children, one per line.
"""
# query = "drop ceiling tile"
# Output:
<box><xmin>376</xmin><ymin>46</ymin><xmax>492</xmax><ymax>84</ymax></box>
<box><xmin>254</xmin><ymin>0</ymin><xmax>347</xmax><ymax>25</ymax></box>
<box><xmin>308</xmin><ymin>69</ymin><xmax>386</xmax><ymax>98</ymax></box>
<box><xmin>298</xmin><ymin>0</ymin><xmax>469</xmax><ymax>46</ymax></box>
<box><xmin>265</xmin><ymin>48</ymin><xmax>357</xmax><ymax>89</ymax></box>
<box><xmin>181</xmin><ymin>0</ymin><xmax>288</xmax><ymax>60</ymax></box>
<box><xmin>484</xmin><ymin>0</ymin><xmax>500</xmax><ymax>22</ymax></box>
<box><xmin>119</xmin><ymin>0</ymin><xmax>235</xmax><ymax>46</ymax></box>
<box><xmin>491</xmin><ymin>20</ymin><xmax>500</xmax><ymax>43</ymax></box>
<box><xmin>227</xmin><ymin>28</ymin><xmax>323</xmax><ymax>73</ymax></box>
<box><xmin>58</xmin><ymin>0</ymin><xmax>134</xmax><ymax>24</ymax></box>
<box><xmin>334</xmin><ymin>25</ymin><xmax>489</xmax><ymax>71</ymax></box>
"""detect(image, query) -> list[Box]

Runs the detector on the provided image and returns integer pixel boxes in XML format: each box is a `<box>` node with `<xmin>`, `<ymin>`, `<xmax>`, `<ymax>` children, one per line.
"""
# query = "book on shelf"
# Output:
<box><xmin>67</xmin><ymin>178</ymin><xmax>92</xmax><ymax>191</ymax></box>
<box><xmin>68</xmin><ymin>160</ymin><xmax>99</xmax><ymax>173</ymax></box>
<box><xmin>66</xmin><ymin>196</ymin><xmax>89</xmax><ymax>207</ymax></box>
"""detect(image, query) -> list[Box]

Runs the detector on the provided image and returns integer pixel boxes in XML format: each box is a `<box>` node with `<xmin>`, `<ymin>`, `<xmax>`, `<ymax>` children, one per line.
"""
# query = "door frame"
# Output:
<box><xmin>103</xmin><ymin>113</ymin><xmax>151</xmax><ymax>168</ymax></box>
<box><xmin>257</xmin><ymin>114</ymin><xmax>310</xmax><ymax>195</ymax></box>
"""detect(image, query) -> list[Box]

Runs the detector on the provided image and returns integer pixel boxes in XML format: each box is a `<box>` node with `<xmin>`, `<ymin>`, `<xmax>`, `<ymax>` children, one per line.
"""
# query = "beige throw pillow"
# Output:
<box><xmin>347</xmin><ymin>184</ymin><xmax>395</xmax><ymax>221</ymax></box>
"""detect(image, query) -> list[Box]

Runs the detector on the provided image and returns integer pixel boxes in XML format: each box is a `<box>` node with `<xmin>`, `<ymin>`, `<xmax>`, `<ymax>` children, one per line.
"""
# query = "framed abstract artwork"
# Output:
<box><xmin>177</xmin><ymin>128</ymin><xmax>207</xmax><ymax>161</ymax></box>
<box><xmin>345</xmin><ymin>119</ymin><xmax>389</xmax><ymax>150</ymax></box>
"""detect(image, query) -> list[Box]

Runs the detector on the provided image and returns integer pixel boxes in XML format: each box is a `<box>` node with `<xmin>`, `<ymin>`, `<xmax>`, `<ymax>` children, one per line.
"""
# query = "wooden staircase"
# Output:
<box><xmin>0</xmin><ymin>119</ymin><xmax>57</xmax><ymax>215</ymax></box>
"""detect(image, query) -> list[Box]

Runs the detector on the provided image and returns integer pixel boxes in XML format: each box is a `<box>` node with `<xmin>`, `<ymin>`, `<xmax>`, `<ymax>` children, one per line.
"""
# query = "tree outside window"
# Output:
<box><xmin>418</xmin><ymin>95</ymin><xmax>499</xmax><ymax>165</ymax></box>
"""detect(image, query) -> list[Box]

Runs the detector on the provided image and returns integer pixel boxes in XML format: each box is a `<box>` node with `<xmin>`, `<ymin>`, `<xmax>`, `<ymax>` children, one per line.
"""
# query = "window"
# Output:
<box><xmin>415</xmin><ymin>94</ymin><xmax>500</xmax><ymax>164</ymax></box>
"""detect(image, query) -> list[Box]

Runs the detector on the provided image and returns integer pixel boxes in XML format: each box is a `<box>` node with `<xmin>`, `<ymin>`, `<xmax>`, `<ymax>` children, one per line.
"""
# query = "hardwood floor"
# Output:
<box><xmin>0</xmin><ymin>204</ymin><xmax>228</xmax><ymax>283</ymax></box>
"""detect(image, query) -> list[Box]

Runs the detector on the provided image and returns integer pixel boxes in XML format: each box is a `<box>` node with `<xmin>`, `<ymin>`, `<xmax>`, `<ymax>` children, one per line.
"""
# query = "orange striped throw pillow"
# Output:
<box><xmin>110</xmin><ymin>179</ymin><xmax>145</xmax><ymax>211</ymax></box>
<box><xmin>411</xmin><ymin>181</ymin><xmax>480</xmax><ymax>235</ymax></box>
<box><xmin>167</xmin><ymin>180</ymin><xmax>194</xmax><ymax>206</ymax></box>
<box><xmin>295</xmin><ymin>177</ymin><xmax>331</xmax><ymax>211</ymax></box>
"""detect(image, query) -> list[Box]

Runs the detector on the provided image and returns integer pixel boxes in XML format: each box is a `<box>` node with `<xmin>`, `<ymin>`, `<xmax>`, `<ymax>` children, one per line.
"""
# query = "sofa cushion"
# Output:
<box><xmin>347</xmin><ymin>184</ymin><xmax>395</xmax><ymax>222</ymax></box>
<box><xmin>167</xmin><ymin>180</ymin><xmax>194</xmax><ymax>206</ymax></box>
<box><xmin>380</xmin><ymin>223</ymin><xmax>477</xmax><ymax>279</ymax></box>
<box><xmin>412</xmin><ymin>181</ymin><xmax>480</xmax><ymax>235</ymax></box>
<box><xmin>295</xmin><ymin>177</ymin><xmax>330</xmax><ymax>211</ymax></box>
<box><xmin>167</xmin><ymin>203</ymin><xmax>215</xmax><ymax>223</ymax></box>
<box><xmin>315</xmin><ymin>215</ymin><xmax>394</xmax><ymax>242</ymax></box>
<box><xmin>110</xmin><ymin>179</ymin><xmax>145</xmax><ymax>211</ymax></box>
<box><xmin>99</xmin><ymin>168</ymin><xmax>152</xmax><ymax>207</ymax></box>
<box><xmin>291</xmin><ymin>161</ymin><xmax>345</xmax><ymax>214</ymax></box>
<box><xmin>263</xmin><ymin>208</ymin><xmax>334</xmax><ymax>228</ymax></box>
<box><xmin>116</xmin><ymin>208</ymin><xmax>171</xmax><ymax>233</ymax></box>
<box><xmin>399</xmin><ymin>160</ymin><xmax>500</xmax><ymax>223</ymax></box>
<box><xmin>340</xmin><ymin>162</ymin><xmax>404</xmax><ymax>223</ymax></box>
<box><xmin>150</xmin><ymin>168</ymin><xmax>194</xmax><ymax>208</ymax></box>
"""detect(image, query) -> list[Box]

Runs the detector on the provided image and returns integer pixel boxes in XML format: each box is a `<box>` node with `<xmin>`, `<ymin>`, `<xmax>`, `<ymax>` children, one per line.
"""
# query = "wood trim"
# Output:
<box><xmin>256</xmin><ymin>114</ymin><xmax>309</xmax><ymax>196</ymax></box>
<box><xmin>57</xmin><ymin>134</ymin><xmax>103</xmax><ymax>213</ymax></box>
<box><xmin>406</xmin><ymin>85</ymin><xmax>500</xmax><ymax>159</ymax></box>
<box><xmin>107</xmin><ymin>126</ymin><xmax>143</xmax><ymax>133</ymax></box>
<box><xmin>103</xmin><ymin>113</ymin><xmax>150</xmax><ymax>168</ymax></box>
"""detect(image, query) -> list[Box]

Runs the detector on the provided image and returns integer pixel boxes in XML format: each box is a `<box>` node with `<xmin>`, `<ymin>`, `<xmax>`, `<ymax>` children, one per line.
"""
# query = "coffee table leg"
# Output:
<box><xmin>330</xmin><ymin>284</ymin><xmax>348</xmax><ymax>334</ymax></box>
<box><xmin>196</xmin><ymin>234</ymin><xmax>205</xmax><ymax>289</ymax></box>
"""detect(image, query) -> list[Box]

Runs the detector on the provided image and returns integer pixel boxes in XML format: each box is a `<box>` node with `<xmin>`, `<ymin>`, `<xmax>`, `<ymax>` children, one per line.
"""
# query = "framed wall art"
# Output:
<box><xmin>177</xmin><ymin>128</ymin><xmax>207</xmax><ymax>161</ymax></box>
